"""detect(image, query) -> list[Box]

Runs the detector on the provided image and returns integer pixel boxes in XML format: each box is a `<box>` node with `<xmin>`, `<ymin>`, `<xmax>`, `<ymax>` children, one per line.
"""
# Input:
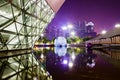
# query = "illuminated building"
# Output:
<box><xmin>74</xmin><ymin>21</ymin><xmax>97</xmax><ymax>38</ymax></box>
<box><xmin>0</xmin><ymin>0</ymin><xmax>65</xmax><ymax>80</ymax></box>
<box><xmin>0</xmin><ymin>0</ymin><xmax>65</xmax><ymax>50</ymax></box>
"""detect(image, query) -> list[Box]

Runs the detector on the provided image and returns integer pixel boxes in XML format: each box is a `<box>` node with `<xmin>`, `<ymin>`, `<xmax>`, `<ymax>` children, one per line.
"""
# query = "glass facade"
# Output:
<box><xmin>0</xmin><ymin>0</ymin><xmax>55</xmax><ymax>50</ymax></box>
<box><xmin>0</xmin><ymin>0</ymin><xmax>63</xmax><ymax>80</ymax></box>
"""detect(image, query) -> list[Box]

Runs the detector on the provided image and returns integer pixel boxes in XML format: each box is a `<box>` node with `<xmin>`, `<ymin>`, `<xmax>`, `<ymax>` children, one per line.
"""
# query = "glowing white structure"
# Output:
<box><xmin>54</xmin><ymin>36</ymin><xmax>67</xmax><ymax>56</ymax></box>
<box><xmin>54</xmin><ymin>36</ymin><xmax>67</xmax><ymax>47</ymax></box>
<box><xmin>54</xmin><ymin>46</ymin><xmax>67</xmax><ymax>56</ymax></box>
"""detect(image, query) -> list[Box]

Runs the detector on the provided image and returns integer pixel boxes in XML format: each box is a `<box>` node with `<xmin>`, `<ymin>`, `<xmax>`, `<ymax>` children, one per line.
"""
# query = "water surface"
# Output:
<box><xmin>35</xmin><ymin>47</ymin><xmax>120</xmax><ymax>80</ymax></box>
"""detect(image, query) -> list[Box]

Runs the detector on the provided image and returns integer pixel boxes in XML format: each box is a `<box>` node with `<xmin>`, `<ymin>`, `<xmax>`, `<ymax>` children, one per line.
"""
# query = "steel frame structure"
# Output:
<box><xmin>0</xmin><ymin>0</ymin><xmax>55</xmax><ymax>50</ymax></box>
<box><xmin>0</xmin><ymin>0</ymin><xmax>55</xmax><ymax>80</ymax></box>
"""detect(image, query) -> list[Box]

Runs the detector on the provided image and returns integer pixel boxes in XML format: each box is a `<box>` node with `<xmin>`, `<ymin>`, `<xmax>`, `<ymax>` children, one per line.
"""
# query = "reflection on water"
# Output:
<box><xmin>85</xmin><ymin>49</ymin><xmax>97</xmax><ymax>68</ymax></box>
<box><xmin>94</xmin><ymin>49</ymin><xmax>120</xmax><ymax>69</ymax></box>
<box><xmin>103</xmin><ymin>49</ymin><xmax>120</xmax><ymax>60</ymax></box>
<box><xmin>34</xmin><ymin>47</ymin><xmax>120</xmax><ymax>80</ymax></box>
<box><xmin>54</xmin><ymin>46</ymin><xmax>67</xmax><ymax>56</ymax></box>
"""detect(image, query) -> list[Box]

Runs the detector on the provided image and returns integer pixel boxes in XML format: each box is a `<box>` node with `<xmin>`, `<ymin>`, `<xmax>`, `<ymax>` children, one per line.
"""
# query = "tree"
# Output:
<box><xmin>83</xmin><ymin>36</ymin><xmax>93</xmax><ymax>42</ymax></box>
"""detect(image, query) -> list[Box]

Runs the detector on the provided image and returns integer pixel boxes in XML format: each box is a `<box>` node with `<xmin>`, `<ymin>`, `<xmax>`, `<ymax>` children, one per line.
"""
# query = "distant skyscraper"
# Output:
<box><xmin>80</xmin><ymin>21</ymin><xmax>86</xmax><ymax>32</ymax></box>
<box><xmin>74</xmin><ymin>21</ymin><xmax>97</xmax><ymax>38</ymax></box>
<box><xmin>86</xmin><ymin>22</ymin><xmax>94</xmax><ymax>33</ymax></box>
<box><xmin>45</xmin><ymin>25</ymin><xmax>63</xmax><ymax>40</ymax></box>
<box><xmin>46</xmin><ymin>21</ymin><xmax>97</xmax><ymax>40</ymax></box>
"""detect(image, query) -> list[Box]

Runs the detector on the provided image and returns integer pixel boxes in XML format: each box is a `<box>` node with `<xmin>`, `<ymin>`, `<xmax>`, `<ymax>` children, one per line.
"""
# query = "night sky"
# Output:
<box><xmin>47</xmin><ymin>0</ymin><xmax>120</xmax><ymax>34</ymax></box>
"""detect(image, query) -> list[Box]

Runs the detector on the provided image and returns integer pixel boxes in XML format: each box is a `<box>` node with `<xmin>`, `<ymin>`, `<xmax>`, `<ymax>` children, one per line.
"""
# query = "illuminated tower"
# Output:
<box><xmin>86</xmin><ymin>22</ymin><xmax>94</xmax><ymax>33</ymax></box>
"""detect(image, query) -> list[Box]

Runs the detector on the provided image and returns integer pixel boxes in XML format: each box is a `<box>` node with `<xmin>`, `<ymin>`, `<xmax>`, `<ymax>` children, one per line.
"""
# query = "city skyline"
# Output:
<box><xmin>47</xmin><ymin>0</ymin><xmax>120</xmax><ymax>34</ymax></box>
<box><xmin>45</xmin><ymin>21</ymin><xmax>97</xmax><ymax>40</ymax></box>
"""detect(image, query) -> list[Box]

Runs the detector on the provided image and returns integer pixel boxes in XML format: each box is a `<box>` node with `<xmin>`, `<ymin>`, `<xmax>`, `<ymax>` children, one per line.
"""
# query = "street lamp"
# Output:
<box><xmin>61</xmin><ymin>23</ymin><xmax>74</xmax><ymax>38</ymax></box>
<box><xmin>40</xmin><ymin>33</ymin><xmax>44</xmax><ymax>44</ymax></box>
<box><xmin>62</xmin><ymin>26</ymin><xmax>67</xmax><ymax>37</ymax></box>
<box><xmin>62</xmin><ymin>26</ymin><xmax>67</xmax><ymax>30</ymax></box>
<box><xmin>40</xmin><ymin>33</ymin><xmax>44</xmax><ymax>37</ymax></box>
<box><xmin>101</xmin><ymin>30</ymin><xmax>107</xmax><ymax>34</ymax></box>
<box><xmin>67</xmin><ymin>24</ymin><xmax>73</xmax><ymax>29</ymax></box>
<box><xmin>70</xmin><ymin>31</ymin><xmax>76</xmax><ymax>36</ymax></box>
<box><xmin>115</xmin><ymin>24</ymin><xmax>120</xmax><ymax>28</ymax></box>
<box><xmin>62</xmin><ymin>24</ymin><xmax>73</xmax><ymax>31</ymax></box>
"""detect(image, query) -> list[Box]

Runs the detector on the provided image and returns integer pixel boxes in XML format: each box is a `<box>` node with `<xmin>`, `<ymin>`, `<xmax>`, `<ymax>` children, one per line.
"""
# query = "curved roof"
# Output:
<box><xmin>46</xmin><ymin>0</ymin><xmax>65</xmax><ymax>13</ymax></box>
<box><xmin>89</xmin><ymin>27</ymin><xmax>120</xmax><ymax>41</ymax></box>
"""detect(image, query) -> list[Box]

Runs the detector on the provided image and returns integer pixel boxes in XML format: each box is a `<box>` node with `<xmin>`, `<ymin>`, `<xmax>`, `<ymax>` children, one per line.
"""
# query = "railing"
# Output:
<box><xmin>86</xmin><ymin>35</ymin><xmax>120</xmax><ymax>48</ymax></box>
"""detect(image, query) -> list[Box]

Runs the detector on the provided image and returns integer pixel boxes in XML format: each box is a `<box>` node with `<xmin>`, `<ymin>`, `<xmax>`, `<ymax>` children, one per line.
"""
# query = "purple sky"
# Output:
<box><xmin>48</xmin><ymin>0</ymin><xmax>120</xmax><ymax>34</ymax></box>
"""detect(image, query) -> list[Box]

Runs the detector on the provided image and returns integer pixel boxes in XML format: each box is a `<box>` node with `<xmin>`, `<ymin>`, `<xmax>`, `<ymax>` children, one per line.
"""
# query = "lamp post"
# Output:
<box><xmin>40</xmin><ymin>33</ymin><xmax>44</xmax><ymax>38</ymax></box>
<box><xmin>115</xmin><ymin>24</ymin><xmax>120</xmax><ymax>28</ymax></box>
<box><xmin>70</xmin><ymin>31</ymin><xmax>76</xmax><ymax>36</ymax></box>
<box><xmin>101</xmin><ymin>30</ymin><xmax>107</xmax><ymax>35</ymax></box>
<box><xmin>62</xmin><ymin>26</ymin><xmax>67</xmax><ymax>30</ymax></box>
<box><xmin>114</xmin><ymin>24</ymin><xmax>120</xmax><ymax>44</ymax></box>
<box><xmin>67</xmin><ymin>24</ymin><xmax>73</xmax><ymax>37</ymax></box>
<box><xmin>40</xmin><ymin>33</ymin><xmax>44</xmax><ymax>45</ymax></box>
<box><xmin>62</xmin><ymin>26</ymin><xmax>67</xmax><ymax>38</ymax></box>
<box><xmin>101</xmin><ymin>30</ymin><xmax>107</xmax><ymax>44</ymax></box>
<box><xmin>67</xmin><ymin>24</ymin><xmax>73</xmax><ymax>29</ymax></box>
<box><xmin>62</xmin><ymin>23</ymin><xmax>74</xmax><ymax>38</ymax></box>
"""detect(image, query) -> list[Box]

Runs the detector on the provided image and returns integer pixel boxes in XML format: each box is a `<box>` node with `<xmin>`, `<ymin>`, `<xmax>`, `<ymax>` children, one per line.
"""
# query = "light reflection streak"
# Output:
<box><xmin>68</xmin><ymin>61</ymin><xmax>73</xmax><ymax>68</ymax></box>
